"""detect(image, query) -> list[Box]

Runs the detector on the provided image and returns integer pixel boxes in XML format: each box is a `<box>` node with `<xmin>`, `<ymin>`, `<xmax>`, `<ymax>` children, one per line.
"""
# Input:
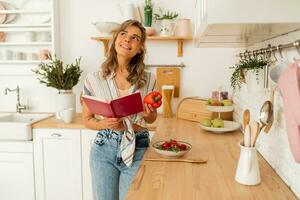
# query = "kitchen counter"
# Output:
<box><xmin>32</xmin><ymin>113</ymin><xmax>157</xmax><ymax>131</ymax></box>
<box><xmin>126</xmin><ymin>117</ymin><xmax>298</xmax><ymax>200</ymax></box>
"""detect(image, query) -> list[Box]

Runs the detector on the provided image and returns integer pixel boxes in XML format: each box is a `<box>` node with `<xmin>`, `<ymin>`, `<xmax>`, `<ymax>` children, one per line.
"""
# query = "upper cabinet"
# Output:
<box><xmin>194</xmin><ymin>0</ymin><xmax>300</xmax><ymax>47</ymax></box>
<box><xmin>0</xmin><ymin>0</ymin><xmax>58</xmax><ymax>75</ymax></box>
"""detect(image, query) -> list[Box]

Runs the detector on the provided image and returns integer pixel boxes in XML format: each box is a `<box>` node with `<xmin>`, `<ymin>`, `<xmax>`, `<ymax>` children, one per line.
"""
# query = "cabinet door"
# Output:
<box><xmin>81</xmin><ymin>129</ymin><xmax>97</xmax><ymax>200</ymax></box>
<box><xmin>0</xmin><ymin>152</ymin><xmax>35</xmax><ymax>200</ymax></box>
<box><xmin>33</xmin><ymin>129</ymin><xmax>82</xmax><ymax>200</ymax></box>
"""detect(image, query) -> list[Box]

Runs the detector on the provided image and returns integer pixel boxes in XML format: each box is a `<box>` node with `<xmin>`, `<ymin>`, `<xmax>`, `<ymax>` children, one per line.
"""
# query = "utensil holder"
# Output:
<box><xmin>235</xmin><ymin>142</ymin><xmax>261</xmax><ymax>185</ymax></box>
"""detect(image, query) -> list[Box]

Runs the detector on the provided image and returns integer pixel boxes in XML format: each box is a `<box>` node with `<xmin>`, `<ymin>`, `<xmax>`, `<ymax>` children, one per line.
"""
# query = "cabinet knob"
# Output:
<box><xmin>51</xmin><ymin>133</ymin><xmax>62</xmax><ymax>137</ymax></box>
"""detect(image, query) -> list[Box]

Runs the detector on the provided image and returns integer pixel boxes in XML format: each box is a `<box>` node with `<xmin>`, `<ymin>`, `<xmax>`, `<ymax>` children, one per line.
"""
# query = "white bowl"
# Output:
<box><xmin>152</xmin><ymin>140</ymin><xmax>192</xmax><ymax>158</ymax></box>
<box><xmin>199</xmin><ymin>120</ymin><xmax>241</xmax><ymax>133</ymax></box>
<box><xmin>92</xmin><ymin>21</ymin><xmax>120</xmax><ymax>35</ymax></box>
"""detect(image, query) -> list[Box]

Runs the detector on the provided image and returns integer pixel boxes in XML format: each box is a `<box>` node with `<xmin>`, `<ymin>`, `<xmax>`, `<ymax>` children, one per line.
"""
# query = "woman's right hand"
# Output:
<box><xmin>101</xmin><ymin>118</ymin><xmax>123</xmax><ymax>130</ymax></box>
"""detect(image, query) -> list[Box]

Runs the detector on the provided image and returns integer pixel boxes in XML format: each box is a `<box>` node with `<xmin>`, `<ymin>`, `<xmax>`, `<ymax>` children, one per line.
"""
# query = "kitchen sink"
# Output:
<box><xmin>0</xmin><ymin>113</ymin><xmax>53</xmax><ymax>141</ymax></box>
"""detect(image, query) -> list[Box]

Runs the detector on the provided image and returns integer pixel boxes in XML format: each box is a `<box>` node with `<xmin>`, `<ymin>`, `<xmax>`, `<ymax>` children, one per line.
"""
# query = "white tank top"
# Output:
<box><xmin>118</xmin><ymin>88</ymin><xmax>130</xmax><ymax>97</ymax></box>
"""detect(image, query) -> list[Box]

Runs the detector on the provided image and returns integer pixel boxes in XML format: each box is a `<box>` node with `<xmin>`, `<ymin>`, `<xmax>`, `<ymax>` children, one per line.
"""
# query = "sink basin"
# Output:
<box><xmin>0</xmin><ymin>113</ymin><xmax>53</xmax><ymax>140</ymax></box>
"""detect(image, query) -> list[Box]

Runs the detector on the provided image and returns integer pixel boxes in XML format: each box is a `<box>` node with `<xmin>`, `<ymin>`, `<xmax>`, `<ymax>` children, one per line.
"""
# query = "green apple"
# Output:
<box><xmin>212</xmin><ymin>118</ymin><xmax>224</xmax><ymax>128</ymax></box>
<box><xmin>201</xmin><ymin>118</ymin><xmax>212</xmax><ymax>127</ymax></box>
<box><xmin>222</xmin><ymin>99</ymin><xmax>233</xmax><ymax>106</ymax></box>
<box><xmin>207</xmin><ymin>98</ymin><xmax>213</xmax><ymax>105</ymax></box>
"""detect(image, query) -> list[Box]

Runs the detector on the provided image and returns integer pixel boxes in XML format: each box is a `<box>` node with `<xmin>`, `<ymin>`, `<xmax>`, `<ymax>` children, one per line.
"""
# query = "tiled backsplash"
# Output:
<box><xmin>233</xmin><ymin>86</ymin><xmax>300</xmax><ymax>198</ymax></box>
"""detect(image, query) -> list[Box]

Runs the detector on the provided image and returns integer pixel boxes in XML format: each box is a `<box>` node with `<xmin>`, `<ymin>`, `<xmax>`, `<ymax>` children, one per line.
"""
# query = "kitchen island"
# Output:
<box><xmin>126</xmin><ymin>117</ymin><xmax>298</xmax><ymax>200</ymax></box>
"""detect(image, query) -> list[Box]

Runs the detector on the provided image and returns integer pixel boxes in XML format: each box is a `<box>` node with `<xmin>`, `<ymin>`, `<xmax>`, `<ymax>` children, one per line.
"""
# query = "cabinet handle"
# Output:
<box><xmin>51</xmin><ymin>133</ymin><xmax>62</xmax><ymax>137</ymax></box>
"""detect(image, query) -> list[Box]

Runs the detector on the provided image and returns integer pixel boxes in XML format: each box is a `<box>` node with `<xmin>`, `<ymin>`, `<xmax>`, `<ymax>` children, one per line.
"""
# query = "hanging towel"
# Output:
<box><xmin>120</xmin><ymin>117</ymin><xmax>136</xmax><ymax>167</ymax></box>
<box><xmin>278</xmin><ymin>62</ymin><xmax>300</xmax><ymax>162</ymax></box>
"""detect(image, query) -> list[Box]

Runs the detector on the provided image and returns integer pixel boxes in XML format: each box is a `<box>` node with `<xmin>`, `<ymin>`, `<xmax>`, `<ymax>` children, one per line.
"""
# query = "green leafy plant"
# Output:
<box><xmin>32</xmin><ymin>54</ymin><xmax>83</xmax><ymax>90</ymax></box>
<box><xmin>230</xmin><ymin>57</ymin><xmax>269</xmax><ymax>90</ymax></box>
<box><xmin>144</xmin><ymin>0</ymin><xmax>153</xmax><ymax>27</ymax></box>
<box><xmin>154</xmin><ymin>7</ymin><xmax>178</xmax><ymax>21</ymax></box>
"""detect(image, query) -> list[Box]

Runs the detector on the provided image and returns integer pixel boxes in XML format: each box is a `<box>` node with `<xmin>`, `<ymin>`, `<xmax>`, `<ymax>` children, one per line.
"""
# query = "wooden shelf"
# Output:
<box><xmin>0</xmin><ymin>60</ymin><xmax>51</xmax><ymax>64</ymax></box>
<box><xmin>0</xmin><ymin>28</ymin><xmax>51</xmax><ymax>32</ymax></box>
<box><xmin>0</xmin><ymin>24</ymin><xmax>51</xmax><ymax>28</ymax></box>
<box><xmin>91</xmin><ymin>35</ymin><xmax>193</xmax><ymax>57</ymax></box>
<box><xmin>0</xmin><ymin>42</ymin><xmax>52</xmax><ymax>46</ymax></box>
<box><xmin>0</xmin><ymin>10</ymin><xmax>50</xmax><ymax>14</ymax></box>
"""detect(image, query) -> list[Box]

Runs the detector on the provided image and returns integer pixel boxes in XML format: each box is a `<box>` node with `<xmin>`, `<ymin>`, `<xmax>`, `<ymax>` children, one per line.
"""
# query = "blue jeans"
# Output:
<box><xmin>90</xmin><ymin>129</ymin><xmax>149</xmax><ymax>200</ymax></box>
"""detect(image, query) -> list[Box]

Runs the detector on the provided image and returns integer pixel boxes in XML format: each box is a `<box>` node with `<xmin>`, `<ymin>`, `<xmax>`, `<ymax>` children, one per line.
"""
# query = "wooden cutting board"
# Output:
<box><xmin>176</xmin><ymin>97</ymin><xmax>232</xmax><ymax>122</ymax></box>
<box><xmin>156</xmin><ymin>67</ymin><xmax>180</xmax><ymax>97</ymax></box>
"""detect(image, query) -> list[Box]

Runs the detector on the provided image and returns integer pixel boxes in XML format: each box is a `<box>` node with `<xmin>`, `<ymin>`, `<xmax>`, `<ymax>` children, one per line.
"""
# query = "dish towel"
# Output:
<box><xmin>120</xmin><ymin>117</ymin><xmax>136</xmax><ymax>167</ymax></box>
<box><xmin>278</xmin><ymin>62</ymin><xmax>300</xmax><ymax>162</ymax></box>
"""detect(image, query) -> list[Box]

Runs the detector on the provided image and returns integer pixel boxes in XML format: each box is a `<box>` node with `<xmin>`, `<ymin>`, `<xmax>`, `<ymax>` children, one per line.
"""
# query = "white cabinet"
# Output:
<box><xmin>81</xmin><ymin>129</ymin><xmax>97</xmax><ymax>200</ymax></box>
<box><xmin>0</xmin><ymin>141</ymin><xmax>35</xmax><ymax>200</ymax></box>
<box><xmin>194</xmin><ymin>0</ymin><xmax>300</xmax><ymax>47</ymax></box>
<box><xmin>0</xmin><ymin>0</ymin><xmax>59</xmax><ymax>75</ymax></box>
<box><xmin>33</xmin><ymin>129</ymin><xmax>82</xmax><ymax>200</ymax></box>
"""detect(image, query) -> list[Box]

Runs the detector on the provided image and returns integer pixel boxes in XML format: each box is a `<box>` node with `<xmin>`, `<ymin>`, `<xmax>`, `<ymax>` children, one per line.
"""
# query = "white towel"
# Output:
<box><xmin>120</xmin><ymin>117</ymin><xmax>136</xmax><ymax>167</ymax></box>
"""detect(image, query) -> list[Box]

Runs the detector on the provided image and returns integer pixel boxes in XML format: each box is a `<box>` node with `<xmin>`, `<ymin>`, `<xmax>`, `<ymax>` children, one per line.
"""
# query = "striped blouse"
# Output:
<box><xmin>82</xmin><ymin>70</ymin><xmax>156</xmax><ymax>128</ymax></box>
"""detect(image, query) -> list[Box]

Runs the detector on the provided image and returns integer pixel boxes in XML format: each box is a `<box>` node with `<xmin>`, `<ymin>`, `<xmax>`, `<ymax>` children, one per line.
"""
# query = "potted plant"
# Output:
<box><xmin>230</xmin><ymin>56</ymin><xmax>269</xmax><ymax>92</ymax></box>
<box><xmin>32</xmin><ymin>54</ymin><xmax>83</xmax><ymax>119</ymax></box>
<box><xmin>143</xmin><ymin>0</ymin><xmax>155</xmax><ymax>36</ymax></box>
<box><xmin>154</xmin><ymin>8</ymin><xmax>179</xmax><ymax>36</ymax></box>
<box><xmin>144</xmin><ymin>0</ymin><xmax>153</xmax><ymax>27</ymax></box>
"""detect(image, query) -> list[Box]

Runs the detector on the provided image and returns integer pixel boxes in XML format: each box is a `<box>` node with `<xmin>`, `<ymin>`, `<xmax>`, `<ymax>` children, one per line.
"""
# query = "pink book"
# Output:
<box><xmin>82</xmin><ymin>92</ymin><xmax>144</xmax><ymax>118</ymax></box>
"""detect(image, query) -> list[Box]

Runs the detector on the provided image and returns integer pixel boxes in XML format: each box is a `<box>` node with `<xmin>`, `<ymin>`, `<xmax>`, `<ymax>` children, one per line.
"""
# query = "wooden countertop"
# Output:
<box><xmin>126</xmin><ymin>117</ymin><xmax>298</xmax><ymax>200</ymax></box>
<box><xmin>32</xmin><ymin>113</ymin><xmax>157</xmax><ymax>131</ymax></box>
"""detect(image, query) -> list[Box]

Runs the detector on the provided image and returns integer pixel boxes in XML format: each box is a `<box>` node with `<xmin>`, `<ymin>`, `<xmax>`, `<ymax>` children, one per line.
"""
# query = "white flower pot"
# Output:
<box><xmin>56</xmin><ymin>90</ymin><xmax>76</xmax><ymax>120</ymax></box>
<box><xmin>159</xmin><ymin>19</ymin><xmax>176</xmax><ymax>36</ymax></box>
<box><xmin>245</xmin><ymin>69</ymin><xmax>264</xmax><ymax>93</ymax></box>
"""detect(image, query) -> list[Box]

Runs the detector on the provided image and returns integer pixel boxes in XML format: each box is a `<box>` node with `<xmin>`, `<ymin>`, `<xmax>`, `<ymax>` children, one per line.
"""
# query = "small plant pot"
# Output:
<box><xmin>159</xmin><ymin>19</ymin><xmax>176</xmax><ymax>36</ymax></box>
<box><xmin>144</xmin><ymin>26</ymin><xmax>156</xmax><ymax>36</ymax></box>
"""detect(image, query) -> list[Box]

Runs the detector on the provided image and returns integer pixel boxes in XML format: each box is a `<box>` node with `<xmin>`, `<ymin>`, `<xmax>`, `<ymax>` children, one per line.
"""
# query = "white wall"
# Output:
<box><xmin>0</xmin><ymin>0</ymin><xmax>238</xmax><ymax>113</ymax></box>
<box><xmin>233</xmin><ymin>30</ymin><xmax>300</xmax><ymax>198</ymax></box>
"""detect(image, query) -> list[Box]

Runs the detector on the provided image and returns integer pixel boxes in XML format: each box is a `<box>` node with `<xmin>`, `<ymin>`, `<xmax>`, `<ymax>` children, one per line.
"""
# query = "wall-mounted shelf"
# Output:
<box><xmin>0</xmin><ymin>42</ymin><xmax>52</xmax><ymax>46</ymax></box>
<box><xmin>0</xmin><ymin>24</ymin><xmax>51</xmax><ymax>28</ymax></box>
<box><xmin>0</xmin><ymin>28</ymin><xmax>51</xmax><ymax>32</ymax></box>
<box><xmin>91</xmin><ymin>35</ymin><xmax>193</xmax><ymax>57</ymax></box>
<box><xmin>0</xmin><ymin>10</ymin><xmax>50</xmax><ymax>14</ymax></box>
<box><xmin>0</xmin><ymin>60</ymin><xmax>50</xmax><ymax>64</ymax></box>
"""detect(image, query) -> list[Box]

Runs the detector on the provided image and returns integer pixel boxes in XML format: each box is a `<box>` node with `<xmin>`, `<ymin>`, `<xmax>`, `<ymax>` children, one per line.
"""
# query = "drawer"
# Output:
<box><xmin>33</xmin><ymin>129</ymin><xmax>80</xmax><ymax>140</ymax></box>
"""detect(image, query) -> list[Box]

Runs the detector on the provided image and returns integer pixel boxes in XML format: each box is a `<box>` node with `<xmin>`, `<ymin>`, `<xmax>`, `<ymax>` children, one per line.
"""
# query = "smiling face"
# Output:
<box><xmin>114</xmin><ymin>25</ymin><xmax>143</xmax><ymax>59</ymax></box>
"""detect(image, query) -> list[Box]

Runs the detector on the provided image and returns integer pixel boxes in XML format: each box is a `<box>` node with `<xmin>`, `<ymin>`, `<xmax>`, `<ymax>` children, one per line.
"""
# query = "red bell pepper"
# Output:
<box><xmin>143</xmin><ymin>91</ymin><xmax>162</xmax><ymax>108</ymax></box>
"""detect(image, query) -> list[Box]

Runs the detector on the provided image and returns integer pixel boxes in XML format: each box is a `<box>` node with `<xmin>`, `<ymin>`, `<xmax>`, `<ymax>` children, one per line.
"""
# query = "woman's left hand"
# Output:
<box><xmin>142</xmin><ymin>104</ymin><xmax>157</xmax><ymax>123</ymax></box>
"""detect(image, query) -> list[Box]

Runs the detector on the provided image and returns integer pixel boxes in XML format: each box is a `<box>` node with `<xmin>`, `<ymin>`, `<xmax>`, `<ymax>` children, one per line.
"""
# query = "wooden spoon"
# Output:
<box><xmin>250</xmin><ymin>121</ymin><xmax>260</xmax><ymax>147</ymax></box>
<box><xmin>144</xmin><ymin>157</ymin><xmax>208</xmax><ymax>164</ymax></box>
<box><xmin>244</xmin><ymin>124</ymin><xmax>251</xmax><ymax>147</ymax></box>
<box><xmin>243</xmin><ymin>109</ymin><xmax>250</xmax><ymax>129</ymax></box>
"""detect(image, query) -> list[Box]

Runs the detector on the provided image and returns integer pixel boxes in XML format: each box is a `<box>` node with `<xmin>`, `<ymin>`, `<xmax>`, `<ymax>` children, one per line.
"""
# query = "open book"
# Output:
<box><xmin>82</xmin><ymin>91</ymin><xmax>144</xmax><ymax>118</ymax></box>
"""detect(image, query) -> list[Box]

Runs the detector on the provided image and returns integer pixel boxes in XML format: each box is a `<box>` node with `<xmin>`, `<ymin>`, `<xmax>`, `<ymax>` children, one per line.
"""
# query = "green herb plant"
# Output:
<box><xmin>230</xmin><ymin>56</ymin><xmax>269</xmax><ymax>90</ymax></box>
<box><xmin>154</xmin><ymin>7</ymin><xmax>178</xmax><ymax>21</ymax></box>
<box><xmin>32</xmin><ymin>54</ymin><xmax>83</xmax><ymax>91</ymax></box>
<box><xmin>144</xmin><ymin>0</ymin><xmax>153</xmax><ymax>27</ymax></box>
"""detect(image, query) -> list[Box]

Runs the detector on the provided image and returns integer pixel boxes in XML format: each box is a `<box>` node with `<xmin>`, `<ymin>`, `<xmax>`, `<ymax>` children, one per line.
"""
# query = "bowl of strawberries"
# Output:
<box><xmin>152</xmin><ymin>139</ymin><xmax>192</xmax><ymax>158</ymax></box>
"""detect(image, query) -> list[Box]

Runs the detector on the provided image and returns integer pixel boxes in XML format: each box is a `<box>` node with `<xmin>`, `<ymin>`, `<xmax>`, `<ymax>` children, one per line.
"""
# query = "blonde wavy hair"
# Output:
<box><xmin>101</xmin><ymin>20</ymin><xmax>147</xmax><ymax>89</ymax></box>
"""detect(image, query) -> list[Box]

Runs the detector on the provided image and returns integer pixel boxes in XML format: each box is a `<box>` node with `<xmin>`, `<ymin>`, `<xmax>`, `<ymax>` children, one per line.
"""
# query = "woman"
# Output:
<box><xmin>82</xmin><ymin>20</ymin><xmax>157</xmax><ymax>200</ymax></box>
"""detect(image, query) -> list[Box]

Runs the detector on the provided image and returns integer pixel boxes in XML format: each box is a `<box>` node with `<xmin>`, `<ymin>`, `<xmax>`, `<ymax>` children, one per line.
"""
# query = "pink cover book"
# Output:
<box><xmin>82</xmin><ymin>92</ymin><xmax>144</xmax><ymax>118</ymax></box>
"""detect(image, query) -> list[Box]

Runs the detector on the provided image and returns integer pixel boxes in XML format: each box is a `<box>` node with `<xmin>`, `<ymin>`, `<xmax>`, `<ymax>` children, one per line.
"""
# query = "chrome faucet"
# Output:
<box><xmin>4</xmin><ymin>85</ymin><xmax>27</xmax><ymax>113</ymax></box>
